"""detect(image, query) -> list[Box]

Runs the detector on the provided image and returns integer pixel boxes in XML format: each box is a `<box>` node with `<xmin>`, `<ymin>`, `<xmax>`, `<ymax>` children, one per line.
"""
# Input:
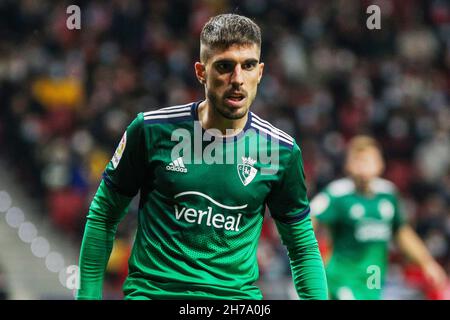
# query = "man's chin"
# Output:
<box><xmin>217</xmin><ymin>105</ymin><xmax>248</xmax><ymax>120</ymax></box>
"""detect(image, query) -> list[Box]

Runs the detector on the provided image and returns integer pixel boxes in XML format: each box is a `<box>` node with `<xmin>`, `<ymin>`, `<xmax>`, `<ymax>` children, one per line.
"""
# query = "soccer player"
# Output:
<box><xmin>76</xmin><ymin>14</ymin><xmax>328</xmax><ymax>300</ymax></box>
<box><xmin>311</xmin><ymin>135</ymin><xmax>448</xmax><ymax>299</ymax></box>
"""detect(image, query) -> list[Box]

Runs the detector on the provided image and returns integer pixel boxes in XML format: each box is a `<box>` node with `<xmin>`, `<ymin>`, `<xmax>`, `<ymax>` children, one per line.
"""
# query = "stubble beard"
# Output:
<box><xmin>207</xmin><ymin>91</ymin><xmax>250</xmax><ymax>120</ymax></box>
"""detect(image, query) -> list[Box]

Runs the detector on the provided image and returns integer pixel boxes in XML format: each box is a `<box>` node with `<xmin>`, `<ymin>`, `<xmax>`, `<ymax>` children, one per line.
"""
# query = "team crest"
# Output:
<box><xmin>237</xmin><ymin>156</ymin><xmax>257</xmax><ymax>186</ymax></box>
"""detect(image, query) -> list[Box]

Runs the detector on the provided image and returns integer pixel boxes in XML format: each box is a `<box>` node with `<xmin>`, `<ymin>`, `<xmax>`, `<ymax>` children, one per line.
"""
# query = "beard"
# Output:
<box><xmin>207</xmin><ymin>90</ymin><xmax>249</xmax><ymax>120</ymax></box>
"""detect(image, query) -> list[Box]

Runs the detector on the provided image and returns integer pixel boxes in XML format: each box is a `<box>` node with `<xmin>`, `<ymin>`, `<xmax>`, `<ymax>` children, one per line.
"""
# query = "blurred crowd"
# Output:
<box><xmin>0</xmin><ymin>0</ymin><xmax>449</xmax><ymax>299</ymax></box>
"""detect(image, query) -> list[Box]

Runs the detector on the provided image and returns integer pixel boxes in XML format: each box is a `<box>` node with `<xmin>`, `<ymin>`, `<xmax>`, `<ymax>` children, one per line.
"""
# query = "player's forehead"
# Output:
<box><xmin>205</xmin><ymin>43</ymin><xmax>261</xmax><ymax>63</ymax></box>
<box><xmin>349</xmin><ymin>147</ymin><xmax>381</xmax><ymax>160</ymax></box>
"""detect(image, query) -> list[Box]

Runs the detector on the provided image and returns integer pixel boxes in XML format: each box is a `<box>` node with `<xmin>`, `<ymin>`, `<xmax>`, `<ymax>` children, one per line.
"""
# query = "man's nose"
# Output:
<box><xmin>230</xmin><ymin>64</ymin><xmax>244</xmax><ymax>87</ymax></box>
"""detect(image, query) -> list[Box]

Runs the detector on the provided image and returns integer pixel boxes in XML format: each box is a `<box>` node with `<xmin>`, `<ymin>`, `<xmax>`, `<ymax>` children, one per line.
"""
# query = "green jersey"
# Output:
<box><xmin>77</xmin><ymin>101</ymin><xmax>328</xmax><ymax>300</ymax></box>
<box><xmin>311</xmin><ymin>178</ymin><xmax>406</xmax><ymax>299</ymax></box>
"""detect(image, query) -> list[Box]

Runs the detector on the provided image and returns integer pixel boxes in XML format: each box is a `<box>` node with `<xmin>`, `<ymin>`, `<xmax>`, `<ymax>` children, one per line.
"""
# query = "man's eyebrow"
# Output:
<box><xmin>244</xmin><ymin>58</ymin><xmax>259</xmax><ymax>64</ymax></box>
<box><xmin>213</xmin><ymin>59</ymin><xmax>234</xmax><ymax>64</ymax></box>
<box><xmin>213</xmin><ymin>58</ymin><xmax>260</xmax><ymax>65</ymax></box>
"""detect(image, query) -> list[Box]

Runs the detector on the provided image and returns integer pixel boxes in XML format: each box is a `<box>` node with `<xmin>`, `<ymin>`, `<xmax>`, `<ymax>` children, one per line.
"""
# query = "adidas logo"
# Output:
<box><xmin>166</xmin><ymin>157</ymin><xmax>187</xmax><ymax>173</ymax></box>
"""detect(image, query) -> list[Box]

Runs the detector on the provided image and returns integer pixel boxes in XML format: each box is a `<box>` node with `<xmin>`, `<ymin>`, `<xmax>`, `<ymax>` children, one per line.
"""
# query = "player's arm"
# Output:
<box><xmin>274</xmin><ymin>214</ymin><xmax>328</xmax><ymax>300</ymax></box>
<box><xmin>267</xmin><ymin>143</ymin><xmax>328</xmax><ymax>300</ymax></box>
<box><xmin>310</xmin><ymin>215</ymin><xmax>319</xmax><ymax>232</ymax></box>
<box><xmin>395</xmin><ymin>225</ymin><xmax>448</xmax><ymax>290</ymax></box>
<box><xmin>310</xmin><ymin>189</ymin><xmax>340</xmax><ymax>266</ymax></box>
<box><xmin>77</xmin><ymin>181</ymin><xmax>132</xmax><ymax>299</ymax></box>
<box><xmin>77</xmin><ymin>114</ymin><xmax>146</xmax><ymax>300</ymax></box>
<box><xmin>309</xmin><ymin>215</ymin><xmax>333</xmax><ymax>265</ymax></box>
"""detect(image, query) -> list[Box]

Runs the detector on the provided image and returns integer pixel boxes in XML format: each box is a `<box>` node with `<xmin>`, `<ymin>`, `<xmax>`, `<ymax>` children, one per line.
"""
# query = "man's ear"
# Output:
<box><xmin>194</xmin><ymin>62</ymin><xmax>206</xmax><ymax>84</ymax></box>
<box><xmin>257</xmin><ymin>62</ymin><xmax>264</xmax><ymax>84</ymax></box>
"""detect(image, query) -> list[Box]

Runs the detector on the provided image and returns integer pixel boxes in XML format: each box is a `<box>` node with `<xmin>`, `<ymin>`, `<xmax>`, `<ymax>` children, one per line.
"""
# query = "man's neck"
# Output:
<box><xmin>353</xmin><ymin>178</ymin><xmax>374</xmax><ymax>197</ymax></box>
<box><xmin>197</xmin><ymin>100</ymin><xmax>248</xmax><ymax>136</ymax></box>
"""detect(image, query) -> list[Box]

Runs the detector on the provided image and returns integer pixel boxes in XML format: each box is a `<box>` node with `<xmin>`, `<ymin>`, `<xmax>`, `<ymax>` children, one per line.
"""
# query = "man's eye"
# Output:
<box><xmin>243</xmin><ymin>63</ymin><xmax>256</xmax><ymax>70</ymax></box>
<box><xmin>216</xmin><ymin>63</ymin><xmax>233</xmax><ymax>72</ymax></box>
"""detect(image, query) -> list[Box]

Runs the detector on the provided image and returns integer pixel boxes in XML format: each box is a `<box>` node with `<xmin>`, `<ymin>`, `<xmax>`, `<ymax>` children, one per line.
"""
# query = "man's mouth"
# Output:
<box><xmin>224</xmin><ymin>92</ymin><xmax>246</xmax><ymax>107</ymax></box>
<box><xmin>227</xmin><ymin>93</ymin><xmax>245</xmax><ymax>100</ymax></box>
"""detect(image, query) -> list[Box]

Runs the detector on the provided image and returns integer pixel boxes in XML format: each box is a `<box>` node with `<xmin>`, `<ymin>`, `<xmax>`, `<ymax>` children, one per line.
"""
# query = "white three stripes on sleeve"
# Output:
<box><xmin>251</xmin><ymin>115</ymin><xmax>293</xmax><ymax>143</ymax></box>
<box><xmin>250</xmin><ymin>122</ymin><xmax>293</xmax><ymax>145</ymax></box>
<box><xmin>143</xmin><ymin>103</ymin><xmax>192</xmax><ymax>120</ymax></box>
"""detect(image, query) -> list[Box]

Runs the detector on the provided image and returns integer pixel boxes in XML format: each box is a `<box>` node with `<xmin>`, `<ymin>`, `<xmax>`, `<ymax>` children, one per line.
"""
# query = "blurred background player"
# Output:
<box><xmin>311</xmin><ymin>135</ymin><xmax>448</xmax><ymax>299</ymax></box>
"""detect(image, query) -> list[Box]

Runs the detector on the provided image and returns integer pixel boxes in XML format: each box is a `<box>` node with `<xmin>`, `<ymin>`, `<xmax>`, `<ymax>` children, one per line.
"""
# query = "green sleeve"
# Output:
<box><xmin>392</xmin><ymin>191</ymin><xmax>407</xmax><ymax>233</ymax></box>
<box><xmin>266</xmin><ymin>142</ymin><xmax>328</xmax><ymax>299</ymax></box>
<box><xmin>76</xmin><ymin>180</ymin><xmax>132</xmax><ymax>300</ymax></box>
<box><xmin>102</xmin><ymin>113</ymin><xmax>146</xmax><ymax>197</ymax></box>
<box><xmin>77</xmin><ymin>114</ymin><xmax>146</xmax><ymax>299</ymax></box>
<box><xmin>266</xmin><ymin>143</ymin><xmax>310</xmax><ymax>223</ymax></box>
<box><xmin>274</xmin><ymin>215</ymin><xmax>328</xmax><ymax>300</ymax></box>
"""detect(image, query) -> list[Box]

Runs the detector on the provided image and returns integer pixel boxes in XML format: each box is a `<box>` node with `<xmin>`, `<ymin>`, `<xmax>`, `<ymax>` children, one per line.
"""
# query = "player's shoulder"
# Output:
<box><xmin>140</xmin><ymin>102</ymin><xmax>194</xmax><ymax>126</ymax></box>
<box><xmin>249</xmin><ymin>112</ymin><xmax>296</xmax><ymax>150</ymax></box>
<box><xmin>370</xmin><ymin>178</ymin><xmax>398</xmax><ymax>195</ymax></box>
<box><xmin>324</xmin><ymin>177</ymin><xmax>398</xmax><ymax>197</ymax></box>
<box><xmin>326</xmin><ymin>178</ymin><xmax>355</xmax><ymax>197</ymax></box>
